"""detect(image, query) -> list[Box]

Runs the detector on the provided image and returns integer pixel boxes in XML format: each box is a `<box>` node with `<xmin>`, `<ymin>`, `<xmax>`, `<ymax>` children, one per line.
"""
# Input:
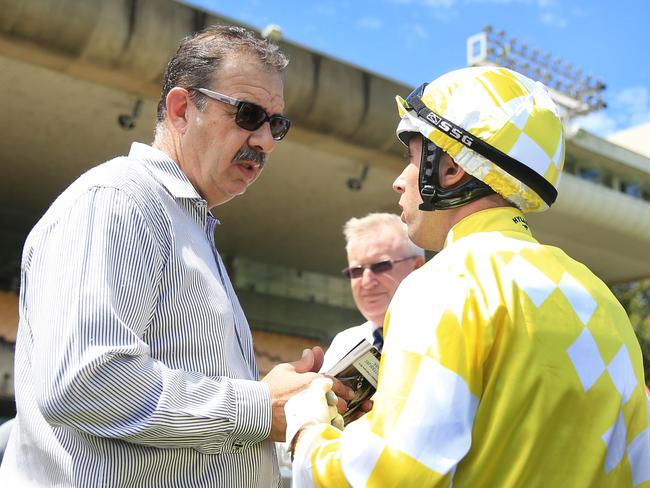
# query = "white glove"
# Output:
<box><xmin>284</xmin><ymin>377</ymin><xmax>344</xmax><ymax>455</ymax></box>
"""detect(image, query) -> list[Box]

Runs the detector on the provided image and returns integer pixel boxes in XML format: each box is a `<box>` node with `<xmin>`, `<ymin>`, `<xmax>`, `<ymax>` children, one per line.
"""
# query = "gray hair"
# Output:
<box><xmin>155</xmin><ymin>24</ymin><xmax>288</xmax><ymax>125</ymax></box>
<box><xmin>343</xmin><ymin>213</ymin><xmax>424</xmax><ymax>258</ymax></box>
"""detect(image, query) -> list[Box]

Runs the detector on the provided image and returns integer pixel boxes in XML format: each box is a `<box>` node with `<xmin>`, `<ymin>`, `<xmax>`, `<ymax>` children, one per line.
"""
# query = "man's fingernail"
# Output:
<box><xmin>302</xmin><ymin>349</ymin><xmax>309</xmax><ymax>358</ymax></box>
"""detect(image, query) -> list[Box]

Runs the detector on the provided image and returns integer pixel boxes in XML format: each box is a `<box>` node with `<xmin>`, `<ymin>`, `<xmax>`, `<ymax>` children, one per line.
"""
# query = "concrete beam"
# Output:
<box><xmin>0</xmin><ymin>0</ymin><xmax>407</xmax><ymax>165</ymax></box>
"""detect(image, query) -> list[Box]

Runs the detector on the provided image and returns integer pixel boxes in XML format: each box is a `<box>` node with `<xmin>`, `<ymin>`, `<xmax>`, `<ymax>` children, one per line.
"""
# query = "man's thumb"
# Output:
<box><xmin>291</xmin><ymin>348</ymin><xmax>314</xmax><ymax>373</ymax></box>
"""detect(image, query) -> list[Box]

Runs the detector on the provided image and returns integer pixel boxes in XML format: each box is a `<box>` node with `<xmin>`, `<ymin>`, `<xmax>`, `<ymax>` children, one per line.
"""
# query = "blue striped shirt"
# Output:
<box><xmin>0</xmin><ymin>143</ymin><xmax>279</xmax><ymax>487</ymax></box>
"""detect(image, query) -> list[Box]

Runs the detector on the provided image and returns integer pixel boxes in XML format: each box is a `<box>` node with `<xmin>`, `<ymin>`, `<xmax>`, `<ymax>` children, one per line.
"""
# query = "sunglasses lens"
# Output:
<box><xmin>269</xmin><ymin>116</ymin><xmax>291</xmax><ymax>141</ymax></box>
<box><xmin>236</xmin><ymin>103</ymin><xmax>291</xmax><ymax>141</ymax></box>
<box><xmin>236</xmin><ymin>102</ymin><xmax>267</xmax><ymax>130</ymax></box>
<box><xmin>370</xmin><ymin>261</ymin><xmax>393</xmax><ymax>274</ymax></box>
<box><xmin>342</xmin><ymin>261</ymin><xmax>394</xmax><ymax>279</ymax></box>
<box><xmin>342</xmin><ymin>267</ymin><xmax>362</xmax><ymax>279</ymax></box>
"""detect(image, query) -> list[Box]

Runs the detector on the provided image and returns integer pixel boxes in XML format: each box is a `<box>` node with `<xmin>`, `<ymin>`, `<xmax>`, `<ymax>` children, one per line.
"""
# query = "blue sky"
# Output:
<box><xmin>183</xmin><ymin>0</ymin><xmax>649</xmax><ymax>137</ymax></box>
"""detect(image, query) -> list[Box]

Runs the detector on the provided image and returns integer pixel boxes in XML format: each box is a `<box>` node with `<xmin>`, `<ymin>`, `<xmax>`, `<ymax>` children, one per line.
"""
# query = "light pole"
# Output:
<box><xmin>467</xmin><ymin>26</ymin><xmax>606</xmax><ymax>122</ymax></box>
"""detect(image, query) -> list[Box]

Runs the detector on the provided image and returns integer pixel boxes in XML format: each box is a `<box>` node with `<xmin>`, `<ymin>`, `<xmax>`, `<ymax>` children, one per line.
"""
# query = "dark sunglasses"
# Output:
<box><xmin>403</xmin><ymin>83</ymin><xmax>557</xmax><ymax>207</ymax></box>
<box><xmin>341</xmin><ymin>256</ymin><xmax>417</xmax><ymax>280</ymax></box>
<box><xmin>192</xmin><ymin>87</ymin><xmax>291</xmax><ymax>141</ymax></box>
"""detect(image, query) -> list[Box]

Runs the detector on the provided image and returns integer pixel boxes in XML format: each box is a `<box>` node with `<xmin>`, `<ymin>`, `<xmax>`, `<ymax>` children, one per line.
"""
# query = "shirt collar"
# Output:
<box><xmin>444</xmin><ymin>206</ymin><xmax>536</xmax><ymax>248</ymax></box>
<box><xmin>365</xmin><ymin>320</ymin><xmax>381</xmax><ymax>331</ymax></box>
<box><xmin>128</xmin><ymin>142</ymin><xmax>202</xmax><ymax>200</ymax></box>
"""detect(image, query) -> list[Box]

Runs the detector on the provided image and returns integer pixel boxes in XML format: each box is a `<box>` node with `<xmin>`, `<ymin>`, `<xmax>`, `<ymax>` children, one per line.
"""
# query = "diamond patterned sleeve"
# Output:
<box><xmin>291</xmin><ymin>424</ymin><xmax>349</xmax><ymax>487</ymax></box>
<box><xmin>292</xmin><ymin>271</ymin><xmax>486</xmax><ymax>487</ymax></box>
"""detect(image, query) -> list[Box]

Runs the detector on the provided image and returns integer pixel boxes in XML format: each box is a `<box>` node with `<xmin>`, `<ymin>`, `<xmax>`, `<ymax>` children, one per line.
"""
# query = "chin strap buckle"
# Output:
<box><xmin>419</xmin><ymin>184</ymin><xmax>437</xmax><ymax>211</ymax></box>
<box><xmin>418</xmin><ymin>139</ymin><xmax>442</xmax><ymax>212</ymax></box>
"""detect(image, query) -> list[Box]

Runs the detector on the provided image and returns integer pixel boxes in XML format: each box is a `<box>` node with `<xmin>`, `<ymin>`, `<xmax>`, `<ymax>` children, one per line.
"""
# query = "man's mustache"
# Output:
<box><xmin>234</xmin><ymin>147</ymin><xmax>268</xmax><ymax>168</ymax></box>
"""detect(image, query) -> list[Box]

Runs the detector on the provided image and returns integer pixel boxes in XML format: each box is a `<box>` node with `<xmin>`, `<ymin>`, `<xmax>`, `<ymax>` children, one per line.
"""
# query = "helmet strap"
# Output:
<box><xmin>418</xmin><ymin>138</ymin><xmax>496</xmax><ymax>211</ymax></box>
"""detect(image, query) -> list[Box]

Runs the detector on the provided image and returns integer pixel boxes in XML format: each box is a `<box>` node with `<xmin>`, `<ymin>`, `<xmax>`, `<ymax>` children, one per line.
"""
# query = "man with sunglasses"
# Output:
<box><xmin>1</xmin><ymin>25</ymin><xmax>352</xmax><ymax>487</ymax></box>
<box><xmin>285</xmin><ymin>67</ymin><xmax>650</xmax><ymax>487</ymax></box>
<box><xmin>320</xmin><ymin>213</ymin><xmax>424</xmax><ymax>373</ymax></box>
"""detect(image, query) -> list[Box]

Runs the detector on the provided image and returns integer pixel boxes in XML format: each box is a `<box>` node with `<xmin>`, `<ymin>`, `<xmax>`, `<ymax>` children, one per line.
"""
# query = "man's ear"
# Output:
<box><xmin>438</xmin><ymin>153</ymin><xmax>467</xmax><ymax>189</ymax></box>
<box><xmin>166</xmin><ymin>87</ymin><xmax>190</xmax><ymax>134</ymax></box>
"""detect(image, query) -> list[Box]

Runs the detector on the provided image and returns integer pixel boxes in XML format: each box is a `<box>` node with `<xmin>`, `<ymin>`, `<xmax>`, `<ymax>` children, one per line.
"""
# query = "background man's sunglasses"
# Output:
<box><xmin>192</xmin><ymin>87</ymin><xmax>291</xmax><ymax>141</ymax></box>
<box><xmin>341</xmin><ymin>256</ymin><xmax>417</xmax><ymax>279</ymax></box>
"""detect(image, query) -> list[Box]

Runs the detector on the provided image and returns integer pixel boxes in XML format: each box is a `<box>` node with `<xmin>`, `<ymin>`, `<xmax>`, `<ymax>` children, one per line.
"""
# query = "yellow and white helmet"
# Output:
<box><xmin>396</xmin><ymin>66</ymin><xmax>565</xmax><ymax>213</ymax></box>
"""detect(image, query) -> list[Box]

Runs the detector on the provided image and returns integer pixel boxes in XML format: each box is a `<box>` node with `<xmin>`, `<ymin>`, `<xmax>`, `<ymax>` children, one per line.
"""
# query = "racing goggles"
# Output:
<box><xmin>402</xmin><ymin>83</ymin><xmax>557</xmax><ymax>207</ymax></box>
<box><xmin>193</xmin><ymin>87</ymin><xmax>291</xmax><ymax>141</ymax></box>
<box><xmin>341</xmin><ymin>256</ymin><xmax>417</xmax><ymax>279</ymax></box>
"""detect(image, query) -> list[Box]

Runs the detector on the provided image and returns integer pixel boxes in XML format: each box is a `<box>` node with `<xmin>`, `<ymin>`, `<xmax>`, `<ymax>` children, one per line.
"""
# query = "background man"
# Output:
<box><xmin>285</xmin><ymin>66</ymin><xmax>650</xmax><ymax>487</ymax></box>
<box><xmin>320</xmin><ymin>213</ymin><xmax>424</xmax><ymax>372</ymax></box>
<box><xmin>0</xmin><ymin>25</ymin><xmax>350</xmax><ymax>487</ymax></box>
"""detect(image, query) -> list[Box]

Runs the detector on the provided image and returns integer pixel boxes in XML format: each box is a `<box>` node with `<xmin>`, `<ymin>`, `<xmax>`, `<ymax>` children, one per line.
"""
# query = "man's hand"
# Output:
<box><xmin>309</xmin><ymin>346</ymin><xmax>324</xmax><ymax>373</ymax></box>
<box><xmin>347</xmin><ymin>398</ymin><xmax>373</xmax><ymax>422</ymax></box>
<box><xmin>261</xmin><ymin>348</ymin><xmax>353</xmax><ymax>442</ymax></box>
<box><xmin>284</xmin><ymin>378</ymin><xmax>345</xmax><ymax>456</ymax></box>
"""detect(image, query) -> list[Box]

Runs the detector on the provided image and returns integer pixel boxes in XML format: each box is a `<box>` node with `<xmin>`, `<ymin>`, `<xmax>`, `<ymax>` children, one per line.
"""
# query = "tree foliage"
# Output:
<box><xmin>611</xmin><ymin>278</ymin><xmax>650</xmax><ymax>384</ymax></box>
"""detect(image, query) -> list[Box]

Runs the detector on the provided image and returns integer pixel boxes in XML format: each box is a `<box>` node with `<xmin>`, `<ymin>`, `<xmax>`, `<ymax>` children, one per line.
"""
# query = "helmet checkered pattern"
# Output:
<box><xmin>396</xmin><ymin>66</ymin><xmax>565</xmax><ymax>213</ymax></box>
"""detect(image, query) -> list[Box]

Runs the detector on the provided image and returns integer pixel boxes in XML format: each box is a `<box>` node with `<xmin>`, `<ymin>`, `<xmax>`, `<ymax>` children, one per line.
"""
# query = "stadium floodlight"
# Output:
<box><xmin>466</xmin><ymin>26</ymin><xmax>606</xmax><ymax>120</ymax></box>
